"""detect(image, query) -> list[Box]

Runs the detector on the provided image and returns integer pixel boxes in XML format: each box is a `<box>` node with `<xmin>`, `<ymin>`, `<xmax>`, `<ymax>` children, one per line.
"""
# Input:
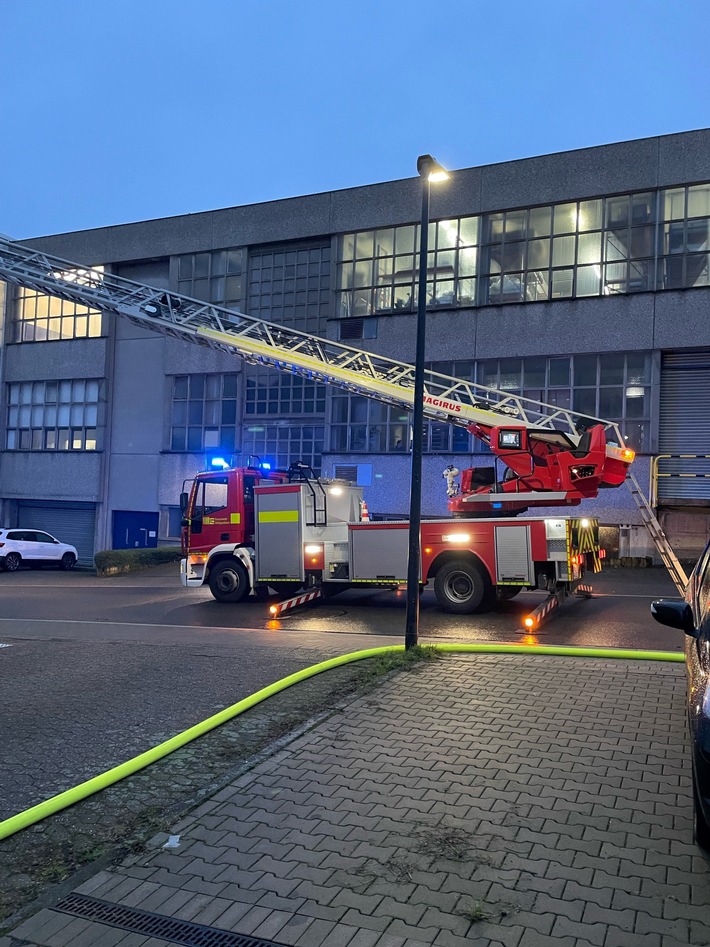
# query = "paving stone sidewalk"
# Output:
<box><xmin>6</xmin><ymin>654</ymin><xmax>710</xmax><ymax>947</ymax></box>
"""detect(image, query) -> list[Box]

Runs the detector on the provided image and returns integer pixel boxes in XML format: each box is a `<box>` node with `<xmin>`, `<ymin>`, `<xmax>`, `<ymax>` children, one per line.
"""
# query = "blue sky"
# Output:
<box><xmin>1</xmin><ymin>0</ymin><xmax>708</xmax><ymax>239</ymax></box>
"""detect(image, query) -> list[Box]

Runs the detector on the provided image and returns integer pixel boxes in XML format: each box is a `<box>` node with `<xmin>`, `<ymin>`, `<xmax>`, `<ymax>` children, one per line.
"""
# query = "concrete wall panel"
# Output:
<box><xmin>653</xmin><ymin>290</ymin><xmax>710</xmax><ymax>350</ymax></box>
<box><xmin>4</xmin><ymin>339</ymin><xmax>107</xmax><ymax>381</ymax></box>
<box><xmin>475</xmin><ymin>295</ymin><xmax>656</xmax><ymax>359</ymax></box>
<box><xmin>163</xmin><ymin>336</ymin><xmax>245</xmax><ymax>375</ymax></box>
<box><xmin>0</xmin><ymin>451</ymin><xmax>102</xmax><ymax>501</ymax></box>
<box><xmin>108</xmin><ymin>454</ymin><xmax>160</xmax><ymax>511</ymax></box>
<box><xmin>110</xmin><ymin>337</ymin><xmax>165</xmax><ymax>454</ymax></box>
<box><xmin>480</xmin><ymin>138</ymin><xmax>660</xmax><ymax>211</ymax></box>
<box><xmin>658</xmin><ymin>129</ymin><xmax>710</xmax><ymax>187</ymax></box>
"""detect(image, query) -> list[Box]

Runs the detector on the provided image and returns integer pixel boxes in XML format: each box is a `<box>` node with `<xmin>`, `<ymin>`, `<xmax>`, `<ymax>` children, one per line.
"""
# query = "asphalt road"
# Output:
<box><xmin>0</xmin><ymin>563</ymin><xmax>685</xmax><ymax>822</ymax></box>
<box><xmin>0</xmin><ymin>560</ymin><xmax>683</xmax><ymax>647</ymax></box>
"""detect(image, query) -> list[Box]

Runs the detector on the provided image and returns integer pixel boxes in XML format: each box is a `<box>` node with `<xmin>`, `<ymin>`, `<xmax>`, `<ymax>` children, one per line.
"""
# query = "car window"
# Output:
<box><xmin>34</xmin><ymin>532</ymin><xmax>56</xmax><ymax>544</ymax></box>
<box><xmin>7</xmin><ymin>530</ymin><xmax>29</xmax><ymax>541</ymax></box>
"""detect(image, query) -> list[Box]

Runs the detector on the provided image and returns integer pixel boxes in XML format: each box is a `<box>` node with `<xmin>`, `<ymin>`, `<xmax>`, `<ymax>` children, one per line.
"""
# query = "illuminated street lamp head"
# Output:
<box><xmin>417</xmin><ymin>153</ymin><xmax>450</xmax><ymax>182</ymax></box>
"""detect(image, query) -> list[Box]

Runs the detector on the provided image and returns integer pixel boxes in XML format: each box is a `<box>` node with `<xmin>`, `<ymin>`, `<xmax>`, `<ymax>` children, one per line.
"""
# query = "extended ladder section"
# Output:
<box><xmin>0</xmin><ymin>237</ymin><xmax>624</xmax><ymax>445</ymax></box>
<box><xmin>626</xmin><ymin>471</ymin><xmax>688</xmax><ymax>595</ymax></box>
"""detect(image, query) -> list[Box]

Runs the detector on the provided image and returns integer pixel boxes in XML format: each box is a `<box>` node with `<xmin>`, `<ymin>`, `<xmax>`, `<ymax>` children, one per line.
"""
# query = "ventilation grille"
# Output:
<box><xmin>338</xmin><ymin>317</ymin><xmax>365</xmax><ymax>340</ymax></box>
<box><xmin>333</xmin><ymin>464</ymin><xmax>357</xmax><ymax>483</ymax></box>
<box><xmin>55</xmin><ymin>894</ymin><xmax>288</xmax><ymax>947</ymax></box>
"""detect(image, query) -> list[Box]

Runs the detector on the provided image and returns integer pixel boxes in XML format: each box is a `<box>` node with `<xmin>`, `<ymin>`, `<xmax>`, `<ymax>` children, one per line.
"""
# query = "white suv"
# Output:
<box><xmin>0</xmin><ymin>528</ymin><xmax>78</xmax><ymax>571</ymax></box>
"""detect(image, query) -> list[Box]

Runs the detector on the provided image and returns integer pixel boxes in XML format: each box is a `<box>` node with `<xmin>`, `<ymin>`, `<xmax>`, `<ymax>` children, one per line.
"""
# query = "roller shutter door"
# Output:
<box><xmin>17</xmin><ymin>501</ymin><xmax>96</xmax><ymax>567</ymax></box>
<box><xmin>659</xmin><ymin>352</ymin><xmax>710</xmax><ymax>501</ymax></box>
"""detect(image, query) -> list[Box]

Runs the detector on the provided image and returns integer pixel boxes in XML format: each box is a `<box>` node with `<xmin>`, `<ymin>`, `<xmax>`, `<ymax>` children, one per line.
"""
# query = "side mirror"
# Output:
<box><xmin>651</xmin><ymin>599</ymin><xmax>698</xmax><ymax>637</ymax></box>
<box><xmin>180</xmin><ymin>492</ymin><xmax>189</xmax><ymax>514</ymax></box>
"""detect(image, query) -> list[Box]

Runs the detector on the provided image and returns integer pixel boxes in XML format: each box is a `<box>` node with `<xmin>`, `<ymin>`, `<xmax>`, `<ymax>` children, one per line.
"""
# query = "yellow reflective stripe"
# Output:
<box><xmin>258</xmin><ymin>510</ymin><xmax>299</xmax><ymax>523</ymax></box>
<box><xmin>230</xmin><ymin>512</ymin><xmax>241</xmax><ymax>524</ymax></box>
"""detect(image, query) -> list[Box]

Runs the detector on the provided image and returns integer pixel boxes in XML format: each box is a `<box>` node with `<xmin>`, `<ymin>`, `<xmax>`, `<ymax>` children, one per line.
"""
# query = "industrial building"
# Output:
<box><xmin>1</xmin><ymin>128</ymin><xmax>709</xmax><ymax>565</ymax></box>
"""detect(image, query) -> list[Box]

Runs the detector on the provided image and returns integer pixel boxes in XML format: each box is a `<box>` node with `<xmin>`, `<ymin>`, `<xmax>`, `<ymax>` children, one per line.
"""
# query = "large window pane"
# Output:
<box><xmin>599</xmin><ymin>387</ymin><xmax>623</xmax><ymax>417</ymax></box>
<box><xmin>552</xmin><ymin>236</ymin><xmax>575</xmax><ymax>267</ymax></box>
<box><xmin>553</xmin><ymin>203</ymin><xmax>576</xmax><ymax>234</ymax></box>
<box><xmin>549</xmin><ymin>358</ymin><xmax>570</xmax><ymax>387</ymax></box>
<box><xmin>576</xmin><ymin>265</ymin><xmax>601</xmax><ymax>296</ymax></box>
<box><xmin>688</xmin><ymin>185</ymin><xmax>710</xmax><ymax>218</ymax></box>
<box><xmin>599</xmin><ymin>353</ymin><xmax>625</xmax><ymax>385</ymax></box>
<box><xmin>578</xmin><ymin>200</ymin><xmax>603</xmax><ymax>231</ymax></box>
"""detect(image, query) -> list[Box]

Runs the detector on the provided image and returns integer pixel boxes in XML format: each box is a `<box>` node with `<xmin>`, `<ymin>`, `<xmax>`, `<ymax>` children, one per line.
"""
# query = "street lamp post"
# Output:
<box><xmin>404</xmin><ymin>154</ymin><xmax>450</xmax><ymax>650</ymax></box>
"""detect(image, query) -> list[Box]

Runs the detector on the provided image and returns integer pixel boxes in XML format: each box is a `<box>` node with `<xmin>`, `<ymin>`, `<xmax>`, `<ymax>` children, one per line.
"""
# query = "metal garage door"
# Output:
<box><xmin>17</xmin><ymin>501</ymin><xmax>97</xmax><ymax>568</ymax></box>
<box><xmin>659</xmin><ymin>352</ymin><xmax>710</xmax><ymax>501</ymax></box>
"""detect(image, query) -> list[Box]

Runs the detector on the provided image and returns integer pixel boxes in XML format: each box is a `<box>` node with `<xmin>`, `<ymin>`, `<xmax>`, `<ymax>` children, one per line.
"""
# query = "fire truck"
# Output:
<box><xmin>0</xmin><ymin>237</ymin><xmax>686</xmax><ymax>621</ymax></box>
<box><xmin>181</xmin><ymin>457</ymin><xmax>605</xmax><ymax>618</ymax></box>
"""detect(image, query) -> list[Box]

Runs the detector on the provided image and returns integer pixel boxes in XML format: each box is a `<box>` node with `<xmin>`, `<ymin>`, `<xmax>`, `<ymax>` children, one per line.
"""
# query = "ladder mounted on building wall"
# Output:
<box><xmin>626</xmin><ymin>471</ymin><xmax>688</xmax><ymax>594</ymax></box>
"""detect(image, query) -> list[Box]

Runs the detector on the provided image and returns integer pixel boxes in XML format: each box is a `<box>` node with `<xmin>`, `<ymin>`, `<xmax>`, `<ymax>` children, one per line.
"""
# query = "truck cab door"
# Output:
<box><xmin>188</xmin><ymin>475</ymin><xmax>230</xmax><ymax>553</ymax></box>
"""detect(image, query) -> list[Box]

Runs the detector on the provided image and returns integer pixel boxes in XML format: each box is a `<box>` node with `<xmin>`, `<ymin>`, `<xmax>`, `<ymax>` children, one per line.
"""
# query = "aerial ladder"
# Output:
<box><xmin>0</xmin><ymin>236</ymin><xmax>682</xmax><ymax>590</ymax></box>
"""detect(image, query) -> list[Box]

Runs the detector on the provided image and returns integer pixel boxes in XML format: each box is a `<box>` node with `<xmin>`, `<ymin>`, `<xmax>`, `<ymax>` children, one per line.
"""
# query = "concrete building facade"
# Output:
<box><xmin>1</xmin><ymin>129</ymin><xmax>710</xmax><ymax>565</ymax></box>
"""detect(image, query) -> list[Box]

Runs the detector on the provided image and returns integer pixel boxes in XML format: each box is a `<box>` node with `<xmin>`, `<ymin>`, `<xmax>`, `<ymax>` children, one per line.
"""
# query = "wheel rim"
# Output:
<box><xmin>62</xmin><ymin>554</ymin><xmax>75</xmax><ymax>569</ymax></box>
<box><xmin>445</xmin><ymin>570</ymin><xmax>474</xmax><ymax>603</ymax></box>
<box><xmin>216</xmin><ymin>568</ymin><xmax>241</xmax><ymax>594</ymax></box>
<box><xmin>5</xmin><ymin>554</ymin><xmax>20</xmax><ymax>572</ymax></box>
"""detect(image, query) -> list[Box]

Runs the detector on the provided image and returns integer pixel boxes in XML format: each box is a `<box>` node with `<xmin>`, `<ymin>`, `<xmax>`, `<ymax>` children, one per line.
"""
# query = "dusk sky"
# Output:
<box><xmin>2</xmin><ymin>0</ymin><xmax>708</xmax><ymax>240</ymax></box>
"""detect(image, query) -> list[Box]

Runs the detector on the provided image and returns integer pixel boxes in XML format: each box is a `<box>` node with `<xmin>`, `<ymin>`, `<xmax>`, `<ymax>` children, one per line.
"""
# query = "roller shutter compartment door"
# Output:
<box><xmin>659</xmin><ymin>352</ymin><xmax>710</xmax><ymax>501</ymax></box>
<box><xmin>17</xmin><ymin>501</ymin><xmax>96</xmax><ymax>567</ymax></box>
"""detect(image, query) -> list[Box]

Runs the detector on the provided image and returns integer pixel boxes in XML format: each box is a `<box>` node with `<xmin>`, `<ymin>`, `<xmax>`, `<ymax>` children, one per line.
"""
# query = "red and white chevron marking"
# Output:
<box><xmin>575</xmin><ymin>584</ymin><xmax>594</xmax><ymax>597</ymax></box>
<box><xmin>523</xmin><ymin>593</ymin><xmax>561</xmax><ymax>629</ymax></box>
<box><xmin>270</xmin><ymin>589</ymin><xmax>322</xmax><ymax>616</ymax></box>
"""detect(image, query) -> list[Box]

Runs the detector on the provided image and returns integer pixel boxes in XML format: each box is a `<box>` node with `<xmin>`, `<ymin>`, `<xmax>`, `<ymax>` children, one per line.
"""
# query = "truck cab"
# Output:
<box><xmin>181</xmin><ymin>465</ymin><xmax>288</xmax><ymax>555</ymax></box>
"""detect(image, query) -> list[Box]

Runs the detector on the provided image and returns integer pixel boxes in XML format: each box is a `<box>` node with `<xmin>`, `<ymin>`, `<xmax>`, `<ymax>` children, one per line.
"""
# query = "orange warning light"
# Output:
<box><xmin>524</xmin><ymin>616</ymin><xmax>535</xmax><ymax>629</ymax></box>
<box><xmin>269</xmin><ymin>605</ymin><xmax>278</xmax><ymax>616</ymax></box>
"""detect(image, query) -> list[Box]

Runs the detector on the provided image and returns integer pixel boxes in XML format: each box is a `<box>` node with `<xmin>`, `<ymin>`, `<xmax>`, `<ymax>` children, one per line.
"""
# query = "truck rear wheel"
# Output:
<box><xmin>208</xmin><ymin>559</ymin><xmax>249</xmax><ymax>603</ymax></box>
<box><xmin>434</xmin><ymin>559</ymin><xmax>492</xmax><ymax>614</ymax></box>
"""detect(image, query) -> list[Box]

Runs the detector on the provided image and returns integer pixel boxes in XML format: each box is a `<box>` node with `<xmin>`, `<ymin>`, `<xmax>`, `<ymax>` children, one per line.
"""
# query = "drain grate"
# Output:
<box><xmin>55</xmin><ymin>893</ymin><xmax>289</xmax><ymax>946</ymax></box>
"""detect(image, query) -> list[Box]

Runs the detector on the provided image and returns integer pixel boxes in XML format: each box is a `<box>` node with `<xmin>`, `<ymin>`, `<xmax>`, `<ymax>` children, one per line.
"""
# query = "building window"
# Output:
<box><xmin>335</xmin><ymin>183</ymin><xmax>710</xmax><ymax>313</ymax></box>
<box><xmin>336</xmin><ymin>218</ymin><xmax>478</xmax><ymax>318</ymax></box>
<box><xmin>177</xmin><ymin>249</ymin><xmax>245</xmax><ymax>309</ymax></box>
<box><xmin>12</xmin><ymin>268</ymin><xmax>105</xmax><ymax>342</ymax></box>
<box><xmin>479</xmin><ymin>193</ymin><xmax>658</xmax><ymax>303</ymax></box>
<box><xmin>329</xmin><ymin>354</ymin><xmax>651</xmax><ymax>456</ymax></box>
<box><xmin>247</xmin><ymin>242</ymin><xmax>331</xmax><ymax>335</ymax></box>
<box><xmin>170</xmin><ymin>373</ymin><xmax>238</xmax><ymax>452</ymax></box>
<box><xmin>6</xmin><ymin>379</ymin><xmax>104</xmax><ymax>450</ymax></box>
<box><xmin>162</xmin><ymin>506</ymin><xmax>183</xmax><ymax>541</ymax></box>
<box><xmin>245</xmin><ymin>370</ymin><xmax>326</xmax><ymax>417</ymax></box>
<box><xmin>476</xmin><ymin>353</ymin><xmax>652</xmax><ymax>451</ymax></box>
<box><xmin>242</xmin><ymin>423</ymin><xmax>324</xmax><ymax>474</ymax></box>
<box><xmin>330</xmin><ymin>395</ymin><xmax>409</xmax><ymax>454</ymax></box>
<box><xmin>329</xmin><ymin>362</ymin><xmax>479</xmax><ymax>455</ymax></box>
<box><xmin>661</xmin><ymin>184</ymin><xmax>710</xmax><ymax>290</ymax></box>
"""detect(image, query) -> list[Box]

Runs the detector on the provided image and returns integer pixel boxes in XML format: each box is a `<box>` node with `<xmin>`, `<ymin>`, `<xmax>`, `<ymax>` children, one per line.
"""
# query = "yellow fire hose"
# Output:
<box><xmin>0</xmin><ymin>643</ymin><xmax>684</xmax><ymax>842</ymax></box>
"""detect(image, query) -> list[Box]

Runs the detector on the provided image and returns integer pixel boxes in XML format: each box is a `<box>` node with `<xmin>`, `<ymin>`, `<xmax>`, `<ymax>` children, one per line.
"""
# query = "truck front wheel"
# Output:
<box><xmin>208</xmin><ymin>559</ymin><xmax>250</xmax><ymax>603</ymax></box>
<box><xmin>434</xmin><ymin>559</ymin><xmax>492</xmax><ymax>614</ymax></box>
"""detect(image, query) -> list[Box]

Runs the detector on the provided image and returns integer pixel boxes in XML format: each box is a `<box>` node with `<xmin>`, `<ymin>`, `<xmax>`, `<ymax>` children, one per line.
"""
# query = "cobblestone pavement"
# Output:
<box><xmin>5</xmin><ymin>653</ymin><xmax>710</xmax><ymax>947</ymax></box>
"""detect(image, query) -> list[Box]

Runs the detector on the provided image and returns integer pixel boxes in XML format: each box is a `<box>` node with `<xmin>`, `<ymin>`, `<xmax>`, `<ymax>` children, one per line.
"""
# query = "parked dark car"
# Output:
<box><xmin>651</xmin><ymin>548</ymin><xmax>710</xmax><ymax>852</ymax></box>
